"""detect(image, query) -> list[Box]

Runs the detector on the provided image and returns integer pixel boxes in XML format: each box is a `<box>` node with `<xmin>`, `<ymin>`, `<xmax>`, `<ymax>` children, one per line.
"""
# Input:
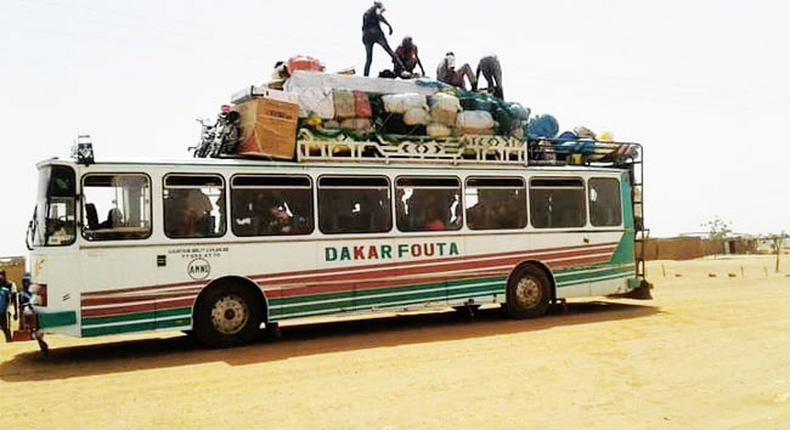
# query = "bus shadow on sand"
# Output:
<box><xmin>0</xmin><ymin>301</ymin><xmax>660</xmax><ymax>382</ymax></box>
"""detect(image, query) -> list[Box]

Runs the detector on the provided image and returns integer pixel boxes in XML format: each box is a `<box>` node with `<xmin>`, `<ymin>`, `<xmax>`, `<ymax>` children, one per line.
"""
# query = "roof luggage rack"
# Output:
<box><xmin>295</xmin><ymin>127</ymin><xmax>642</xmax><ymax>169</ymax></box>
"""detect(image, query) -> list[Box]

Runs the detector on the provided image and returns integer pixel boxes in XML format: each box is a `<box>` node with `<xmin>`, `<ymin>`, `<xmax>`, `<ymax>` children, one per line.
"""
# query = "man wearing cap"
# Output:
<box><xmin>394</xmin><ymin>36</ymin><xmax>425</xmax><ymax>77</ymax></box>
<box><xmin>436</xmin><ymin>52</ymin><xmax>477</xmax><ymax>91</ymax></box>
<box><xmin>362</xmin><ymin>2</ymin><xmax>404</xmax><ymax>77</ymax></box>
<box><xmin>0</xmin><ymin>270</ymin><xmax>15</xmax><ymax>342</ymax></box>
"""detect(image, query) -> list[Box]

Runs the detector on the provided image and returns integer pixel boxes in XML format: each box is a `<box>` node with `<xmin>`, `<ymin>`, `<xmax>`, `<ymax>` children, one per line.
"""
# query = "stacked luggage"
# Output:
<box><xmin>197</xmin><ymin>56</ymin><xmax>637</xmax><ymax>165</ymax></box>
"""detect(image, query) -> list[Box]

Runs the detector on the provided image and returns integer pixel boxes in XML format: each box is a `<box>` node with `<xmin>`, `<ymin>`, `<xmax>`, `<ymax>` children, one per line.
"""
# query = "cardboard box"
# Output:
<box><xmin>233</xmin><ymin>97</ymin><xmax>299</xmax><ymax>160</ymax></box>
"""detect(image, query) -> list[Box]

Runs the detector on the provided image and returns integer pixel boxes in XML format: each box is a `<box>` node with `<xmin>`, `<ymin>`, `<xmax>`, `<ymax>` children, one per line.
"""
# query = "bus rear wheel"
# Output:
<box><xmin>505</xmin><ymin>266</ymin><xmax>551</xmax><ymax>319</ymax></box>
<box><xmin>194</xmin><ymin>282</ymin><xmax>262</xmax><ymax>348</ymax></box>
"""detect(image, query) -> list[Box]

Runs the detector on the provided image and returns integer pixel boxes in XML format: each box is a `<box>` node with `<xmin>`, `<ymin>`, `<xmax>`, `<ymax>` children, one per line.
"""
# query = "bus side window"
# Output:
<box><xmin>529</xmin><ymin>178</ymin><xmax>586</xmax><ymax>229</ymax></box>
<box><xmin>163</xmin><ymin>175</ymin><xmax>226</xmax><ymax>239</ymax></box>
<box><xmin>81</xmin><ymin>174</ymin><xmax>152</xmax><ymax>241</ymax></box>
<box><xmin>465</xmin><ymin>177</ymin><xmax>527</xmax><ymax>230</ymax></box>
<box><xmin>231</xmin><ymin>175</ymin><xmax>314</xmax><ymax>237</ymax></box>
<box><xmin>589</xmin><ymin>178</ymin><xmax>622</xmax><ymax>227</ymax></box>
<box><xmin>395</xmin><ymin>177</ymin><xmax>462</xmax><ymax>232</ymax></box>
<box><xmin>318</xmin><ymin>176</ymin><xmax>392</xmax><ymax>234</ymax></box>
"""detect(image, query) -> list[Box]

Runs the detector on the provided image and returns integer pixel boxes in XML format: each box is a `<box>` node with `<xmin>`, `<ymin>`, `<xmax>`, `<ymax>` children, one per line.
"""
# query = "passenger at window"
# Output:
<box><xmin>99</xmin><ymin>207</ymin><xmax>124</xmax><ymax>229</ymax></box>
<box><xmin>422</xmin><ymin>207</ymin><xmax>446</xmax><ymax>231</ymax></box>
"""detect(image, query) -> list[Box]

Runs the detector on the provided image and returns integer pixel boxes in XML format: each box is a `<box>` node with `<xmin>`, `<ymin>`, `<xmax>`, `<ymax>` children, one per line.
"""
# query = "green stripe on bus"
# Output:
<box><xmin>270</xmin><ymin>276</ymin><xmax>505</xmax><ymax>308</ymax></box>
<box><xmin>557</xmin><ymin>271</ymin><xmax>634</xmax><ymax>288</ymax></box>
<box><xmin>275</xmin><ymin>280</ymin><xmax>506</xmax><ymax>318</ymax></box>
<box><xmin>554</xmin><ymin>265</ymin><xmax>634</xmax><ymax>284</ymax></box>
<box><xmin>81</xmin><ymin>316</ymin><xmax>192</xmax><ymax>337</ymax></box>
<box><xmin>38</xmin><ymin>311</ymin><xmax>77</xmax><ymax>329</ymax></box>
<box><xmin>270</xmin><ymin>277</ymin><xmax>505</xmax><ymax>310</ymax></box>
<box><xmin>82</xmin><ymin>307</ymin><xmax>191</xmax><ymax>327</ymax></box>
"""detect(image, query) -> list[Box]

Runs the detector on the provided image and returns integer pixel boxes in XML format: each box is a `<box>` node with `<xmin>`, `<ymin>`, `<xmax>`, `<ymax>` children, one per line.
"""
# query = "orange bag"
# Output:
<box><xmin>287</xmin><ymin>55</ymin><xmax>325</xmax><ymax>73</ymax></box>
<box><xmin>354</xmin><ymin>91</ymin><xmax>372</xmax><ymax>118</ymax></box>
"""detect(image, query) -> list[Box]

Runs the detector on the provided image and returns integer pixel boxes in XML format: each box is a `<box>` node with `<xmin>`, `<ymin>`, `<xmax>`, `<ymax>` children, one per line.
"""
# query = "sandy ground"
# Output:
<box><xmin>2</xmin><ymin>255</ymin><xmax>790</xmax><ymax>430</ymax></box>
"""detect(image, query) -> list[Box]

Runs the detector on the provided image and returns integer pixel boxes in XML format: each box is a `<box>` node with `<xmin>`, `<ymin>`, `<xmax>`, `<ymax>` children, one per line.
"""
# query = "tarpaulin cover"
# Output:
<box><xmin>286</xmin><ymin>71</ymin><xmax>439</xmax><ymax>96</ymax></box>
<box><xmin>527</xmin><ymin>114</ymin><xmax>559</xmax><ymax>138</ymax></box>
<box><xmin>292</xmin><ymin>87</ymin><xmax>335</xmax><ymax>119</ymax></box>
<box><xmin>382</xmin><ymin>93</ymin><xmax>429</xmax><ymax>114</ymax></box>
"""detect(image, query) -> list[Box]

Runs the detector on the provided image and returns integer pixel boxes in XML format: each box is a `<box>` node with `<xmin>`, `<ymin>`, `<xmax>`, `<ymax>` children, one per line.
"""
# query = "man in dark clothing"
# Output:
<box><xmin>18</xmin><ymin>274</ymin><xmax>32</xmax><ymax>330</ymax></box>
<box><xmin>476</xmin><ymin>55</ymin><xmax>504</xmax><ymax>99</ymax></box>
<box><xmin>362</xmin><ymin>2</ymin><xmax>404</xmax><ymax>77</ymax></box>
<box><xmin>0</xmin><ymin>270</ymin><xmax>14</xmax><ymax>342</ymax></box>
<box><xmin>394</xmin><ymin>36</ymin><xmax>425</xmax><ymax>77</ymax></box>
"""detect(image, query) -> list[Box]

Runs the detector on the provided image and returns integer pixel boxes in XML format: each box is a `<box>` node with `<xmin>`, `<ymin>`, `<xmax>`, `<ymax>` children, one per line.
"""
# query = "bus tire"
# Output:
<box><xmin>194</xmin><ymin>281</ymin><xmax>262</xmax><ymax>348</ymax></box>
<box><xmin>505</xmin><ymin>265</ymin><xmax>551</xmax><ymax>319</ymax></box>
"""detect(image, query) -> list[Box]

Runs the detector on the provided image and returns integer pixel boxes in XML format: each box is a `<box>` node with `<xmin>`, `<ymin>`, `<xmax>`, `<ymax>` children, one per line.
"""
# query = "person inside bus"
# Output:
<box><xmin>98</xmin><ymin>206</ymin><xmax>124</xmax><ymax>230</ymax></box>
<box><xmin>422</xmin><ymin>206</ymin><xmax>446</xmax><ymax>231</ymax></box>
<box><xmin>266</xmin><ymin>203</ymin><xmax>299</xmax><ymax>235</ymax></box>
<box><xmin>165</xmin><ymin>188</ymin><xmax>213</xmax><ymax>237</ymax></box>
<box><xmin>186</xmin><ymin>189</ymin><xmax>214</xmax><ymax>236</ymax></box>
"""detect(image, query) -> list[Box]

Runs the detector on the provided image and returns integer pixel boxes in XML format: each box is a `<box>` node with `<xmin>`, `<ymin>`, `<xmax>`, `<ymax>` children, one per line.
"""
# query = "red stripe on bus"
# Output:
<box><xmin>257</xmin><ymin>246</ymin><xmax>616</xmax><ymax>288</ymax></box>
<box><xmin>79</xmin><ymin>242</ymin><xmax>620</xmax><ymax>297</ymax></box>
<box><xmin>268</xmin><ymin>254</ymin><xmax>612</xmax><ymax>299</ymax></box>
<box><xmin>81</xmin><ymin>290</ymin><xmax>202</xmax><ymax>307</ymax></box>
<box><xmin>81</xmin><ymin>297</ymin><xmax>196</xmax><ymax>318</ymax></box>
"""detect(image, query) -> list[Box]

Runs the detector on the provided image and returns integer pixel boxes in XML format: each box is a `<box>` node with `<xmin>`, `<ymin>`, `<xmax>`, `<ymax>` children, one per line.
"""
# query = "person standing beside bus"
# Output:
<box><xmin>0</xmin><ymin>270</ymin><xmax>15</xmax><ymax>342</ymax></box>
<box><xmin>18</xmin><ymin>274</ymin><xmax>33</xmax><ymax>331</ymax></box>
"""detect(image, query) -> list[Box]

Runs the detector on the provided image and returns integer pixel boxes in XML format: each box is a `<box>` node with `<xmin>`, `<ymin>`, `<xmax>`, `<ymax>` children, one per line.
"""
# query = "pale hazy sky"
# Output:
<box><xmin>1</xmin><ymin>0</ymin><xmax>788</xmax><ymax>257</ymax></box>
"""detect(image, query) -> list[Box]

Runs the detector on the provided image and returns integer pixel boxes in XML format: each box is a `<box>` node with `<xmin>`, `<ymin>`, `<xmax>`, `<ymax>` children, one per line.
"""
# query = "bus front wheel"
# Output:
<box><xmin>194</xmin><ymin>281</ymin><xmax>262</xmax><ymax>348</ymax></box>
<box><xmin>505</xmin><ymin>266</ymin><xmax>550</xmax><ymax>319</ymax></box>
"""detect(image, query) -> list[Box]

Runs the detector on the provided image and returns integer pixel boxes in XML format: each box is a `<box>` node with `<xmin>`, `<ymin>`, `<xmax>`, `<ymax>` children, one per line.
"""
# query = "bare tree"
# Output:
<box><xmin>766</xmin><ymin>231</ymin><xmax>788</xmax><ymax>273</ymax></box>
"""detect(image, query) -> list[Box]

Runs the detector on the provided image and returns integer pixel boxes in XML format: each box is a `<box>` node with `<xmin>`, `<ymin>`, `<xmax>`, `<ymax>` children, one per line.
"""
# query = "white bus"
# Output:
<box><xmin>24</xmin><ymin>144</ymin><xmax>649</xmax><ymax>349</ymax></box>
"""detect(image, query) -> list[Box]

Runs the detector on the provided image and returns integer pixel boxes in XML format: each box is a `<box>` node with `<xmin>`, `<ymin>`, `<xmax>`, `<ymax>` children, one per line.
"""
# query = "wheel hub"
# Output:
<box><xmin>515</xmin><ymin>277</ymin><xmax>541</xmax><ymax>309</ymax></box>
<box><xmin>210</xmin><ymin>294</ymin><xmax>249</xmax><ymax>335</ymax></box>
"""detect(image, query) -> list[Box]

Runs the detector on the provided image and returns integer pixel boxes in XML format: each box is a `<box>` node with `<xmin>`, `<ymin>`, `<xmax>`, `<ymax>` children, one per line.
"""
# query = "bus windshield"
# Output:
<box><xmin>31</xmin><ymin>165</ymin><xmax>77</xmax><ymax>247</ymax></box>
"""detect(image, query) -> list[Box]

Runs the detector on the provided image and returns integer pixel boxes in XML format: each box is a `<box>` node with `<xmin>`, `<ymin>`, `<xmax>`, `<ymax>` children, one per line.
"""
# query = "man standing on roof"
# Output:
<box><xmin>476</xmin><ymin>55</ymin><xmax>504</xmax><ymax>99</ymax></box>
<box><xmin>436</xmin><ymin>52</ymin><xmax>477</xmax><ymax>91</ymax></box>
<box><xmin>362</xmin><ymin>2</ymin><xmax>404</xmax><ymax>77</ymax></box>
<box><xmin>394</xmin><ymin>36</ymin><xmax>425</xmax><ymax>77</ymax></box>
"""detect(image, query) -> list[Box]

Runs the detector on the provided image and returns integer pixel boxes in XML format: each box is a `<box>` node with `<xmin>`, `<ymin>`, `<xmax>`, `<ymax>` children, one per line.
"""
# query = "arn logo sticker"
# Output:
<box><xmin>187</xmin><ymin>258</ymin><xmax>211</xmax><ymax>280</ymax></box>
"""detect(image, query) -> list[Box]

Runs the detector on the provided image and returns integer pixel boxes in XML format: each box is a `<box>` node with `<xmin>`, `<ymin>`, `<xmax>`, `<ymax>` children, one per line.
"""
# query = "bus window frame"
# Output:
<box><xmin>317</xmin><ymin>174</ymin><xmax>393</xmax><ymax>235</ymax></box>
<box><xmin>162</xmin><ymin>173</ymin><xmax>228</xmax><ymax>240</ymax></box>
<box><xmin>465</xmin><ymin>176</ymin><xmax>528</xmax><ymax>231</ymax></box>
<box><xmin>528</xmin><ymin>176</ymin><xmax>588</xmax><ymax>229</ymax></box>
<box><xmin>80</xmin><ymin>172</ymin><xmax>154</xmax><ymax>242</ymax></box>
<box><xmin>36</xmin><ymin>164</ymin><xmax>78</xmax><ymax>247</ymax></box>
<box><xmin>588</xmin><ymin>176</ymin><xmax>623</xmax><ymax>228</ymax></box>
<box><xmin>394</xmin><ymin>175</ymin><xmax>463</xmax><ymax>233</ymax></box>
<box><xmin>229</xmin><ymin>173</ymin><xmax>315</xmax><ymax>237</ymax></box>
